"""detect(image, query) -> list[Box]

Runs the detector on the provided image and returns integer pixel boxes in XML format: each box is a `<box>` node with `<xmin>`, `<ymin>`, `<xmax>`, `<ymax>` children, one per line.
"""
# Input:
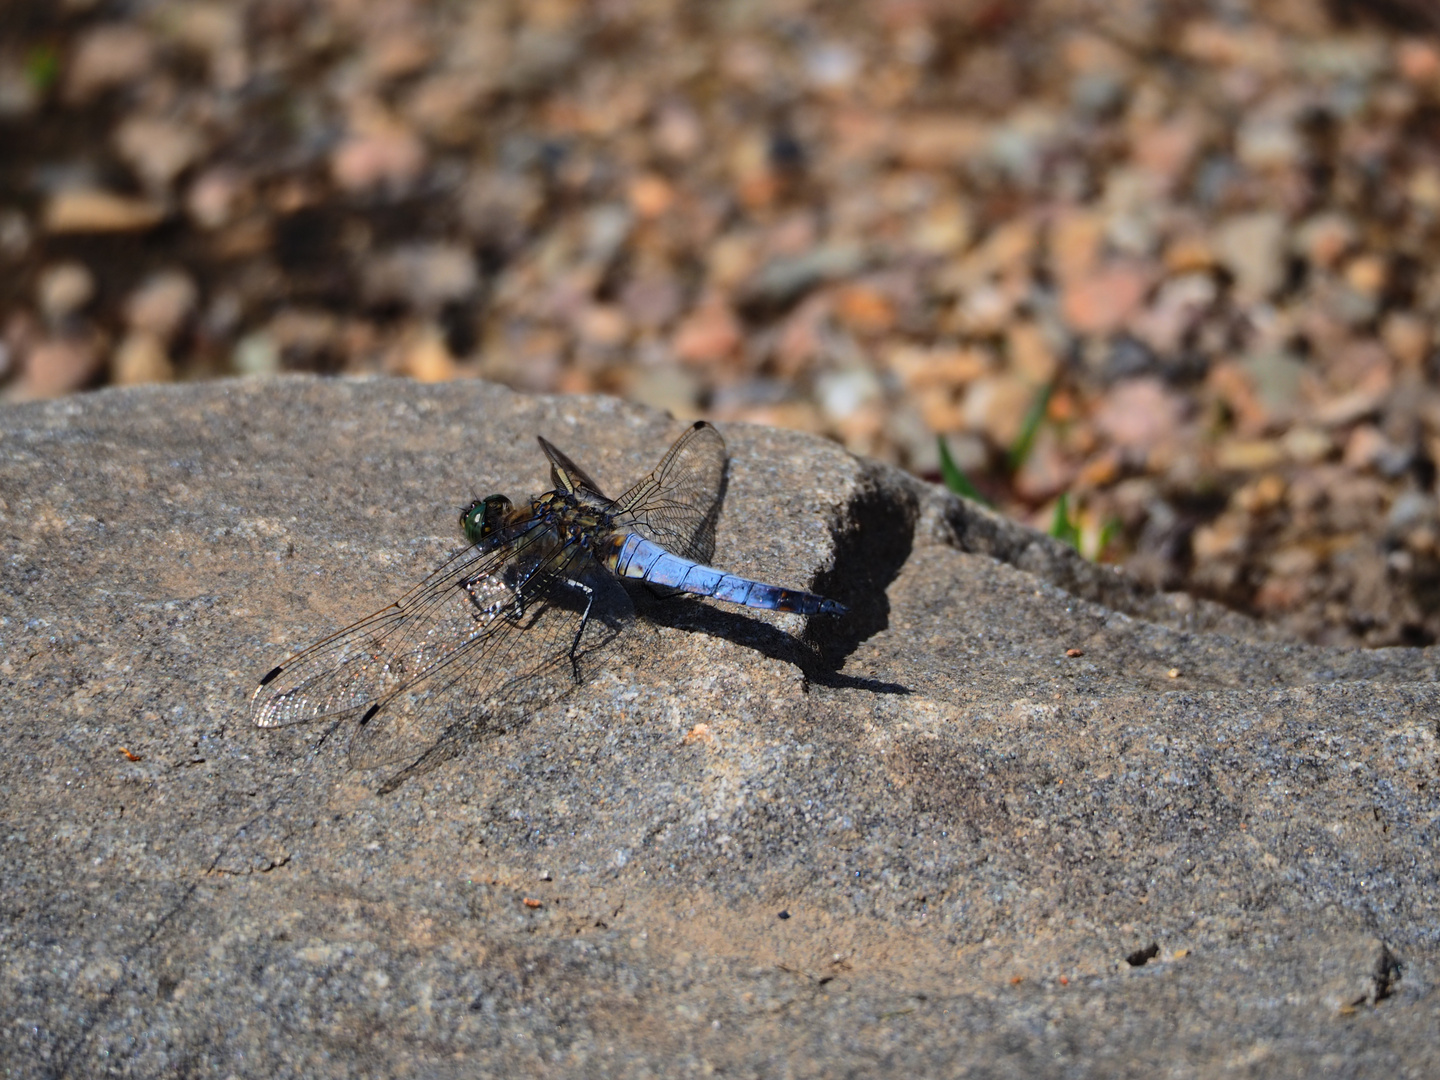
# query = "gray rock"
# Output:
<box><xmin>2</xmin><ymin>377</ymin><xmax>1437</xmax><ymax>1078</ymax></box>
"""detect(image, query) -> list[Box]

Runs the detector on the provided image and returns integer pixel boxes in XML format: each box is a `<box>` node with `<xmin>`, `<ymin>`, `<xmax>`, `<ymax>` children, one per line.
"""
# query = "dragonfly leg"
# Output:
<box><xmin>564</xmin><ymin>578</ymin><xmax>595</xmax><ymax>683</ymax></box>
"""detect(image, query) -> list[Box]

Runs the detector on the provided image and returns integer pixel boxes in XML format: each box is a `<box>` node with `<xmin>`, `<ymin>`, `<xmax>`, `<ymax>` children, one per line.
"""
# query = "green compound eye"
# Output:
<box><xmin>461</xmin><ymin>494</ymin><xmax>512</xmax><ymax>545</ymax></box>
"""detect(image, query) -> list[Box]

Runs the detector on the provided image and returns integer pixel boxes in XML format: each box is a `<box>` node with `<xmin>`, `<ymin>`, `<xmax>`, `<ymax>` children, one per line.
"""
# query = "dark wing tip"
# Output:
<box><xmin>258</xmin><ymin>665</ymin><xmax>284</xmax><ymax>687</ymax></box>
<box><xmin>359</xmin><ymin>703</ymin><xmax>381</xmax><ymax>727</ymax></box>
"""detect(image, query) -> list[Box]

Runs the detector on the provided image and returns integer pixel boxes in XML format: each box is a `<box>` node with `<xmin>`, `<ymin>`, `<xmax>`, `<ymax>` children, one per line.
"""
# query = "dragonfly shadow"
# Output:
<box><xmin>807</xmin><ymin>467</ymin><xmax>921</xmax><ymax>674</ymax></box>
<box><xmin>636</xmin><ymin>593</ymin><xmax>910</xmax><ymax>695</ymax></box>
<box><xmin>624</xmin><ymin>463</ymin><xmax>921</xmax><ymax>694</ymax></box>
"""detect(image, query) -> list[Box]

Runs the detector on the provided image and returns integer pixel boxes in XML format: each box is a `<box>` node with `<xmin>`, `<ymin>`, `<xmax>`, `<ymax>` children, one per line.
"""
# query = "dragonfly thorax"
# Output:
<box><xmin>460</xmin><ymin>494</ymin><xmax>513</xmax><ymax>545</ymax></box>
<box><xmin>533</xmin><ymin>490</ymin><xmax>613</xmax><ymax>546</ymax></box>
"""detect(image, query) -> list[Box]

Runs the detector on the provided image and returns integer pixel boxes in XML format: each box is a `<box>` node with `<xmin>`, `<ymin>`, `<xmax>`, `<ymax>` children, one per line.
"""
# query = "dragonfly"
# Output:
<box><xmin>250</xmin><ymin>421</ymin><xmax>846</xmax><ymax>787</ymax></box>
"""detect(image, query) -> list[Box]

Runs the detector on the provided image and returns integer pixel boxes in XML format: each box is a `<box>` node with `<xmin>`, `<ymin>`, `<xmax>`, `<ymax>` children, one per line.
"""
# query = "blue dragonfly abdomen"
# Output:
<box><xmin>603</xmin><ymin>532</ymin><xmax>846</xmax><ymax>616</ymax></box>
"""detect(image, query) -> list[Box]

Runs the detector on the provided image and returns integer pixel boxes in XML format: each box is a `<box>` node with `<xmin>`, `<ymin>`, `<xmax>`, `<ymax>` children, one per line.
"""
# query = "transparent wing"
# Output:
<box><xmin>250</xmin><ymin>517</ymin><xmax>595</xmax><ymax>774</ymax></box>
<box><xmin>349</xmin><ymin>580</ymin><xmax>600</xmax><ymax>790</ymax></box>
<box><xmin>610</xmin><ymin>421</ymin><xmax>728</xmax><ymax>564</ymax></box>
<box><xmin>537</xmin><ymin>436</ymin><xmax>610</xmax><ymax>499</ymax></box>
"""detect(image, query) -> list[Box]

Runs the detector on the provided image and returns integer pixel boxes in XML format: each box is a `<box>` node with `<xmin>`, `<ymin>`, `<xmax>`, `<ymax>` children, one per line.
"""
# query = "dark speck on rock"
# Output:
<box><xmin>1126</xmin><ymin>943</ymin><xmax>1160</xmax><ymax>968</ymax></box>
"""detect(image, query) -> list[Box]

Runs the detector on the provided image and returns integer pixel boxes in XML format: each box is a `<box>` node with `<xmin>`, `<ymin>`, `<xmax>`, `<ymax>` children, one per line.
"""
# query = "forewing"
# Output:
<box><xmin>251</xmin><ymin>521</ymin><xmax>600</xmax><ymax>776</ymax></box>
<box><xmin>251</xmin><ymin>516</ymin><xmax>567</xmax><ymax>723</ymax></box>
<box><xmin>610</xmin><ymin>421</ymin><xmax>727</xmax><ymax>563</ymax></box>
<box><xmin>252</xmin><ymin>540</ymin><xmax>518</xmax><ymax>727</ymax></box>
<box><xmin>538</xmin><ymin>436</ymin><xmax>609</xmax><ymax>499</ymax></box>
<box><xmin>346</xmin><ymin>573</ymin><xmax>591</xmax><ymax>780</ymax></box>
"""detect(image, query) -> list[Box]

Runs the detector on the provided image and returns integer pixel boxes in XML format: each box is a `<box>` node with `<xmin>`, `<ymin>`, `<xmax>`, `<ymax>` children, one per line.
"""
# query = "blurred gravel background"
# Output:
<box><xmin>5</xmin><ymin>0</ymin><xmax>1440</xmax><ymax>647</ymax></box>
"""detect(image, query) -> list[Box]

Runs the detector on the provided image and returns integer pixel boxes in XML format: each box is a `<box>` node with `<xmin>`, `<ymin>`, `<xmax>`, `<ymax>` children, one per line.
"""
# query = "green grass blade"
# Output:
<box><xmin>937</xmin><ymin>436</ymin><xmax>992</xmax><ymax>507</ymax></box>
<box><xmin>1007</xmin><ymin>381</ymin><xmax>1054</xmax><ymax>474</ymax></box>
<box><xmin>24</xmin><ymin>45</ymin><xmax>59</xmax><ymax>93</ymax></box>
<box><xmin>1049</xmin><ymin>492</ymin><xmax>1081</xmax><ymax>550</ymax></box>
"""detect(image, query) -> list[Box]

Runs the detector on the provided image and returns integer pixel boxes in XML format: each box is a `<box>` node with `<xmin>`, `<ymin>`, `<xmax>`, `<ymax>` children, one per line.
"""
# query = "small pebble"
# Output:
<box><xmin>185</xmin><ymin>168</ymin><xmax>245</xmax><ymax>230</ymax></box>
<box><xmin>125</xmin><ymin>271</ymin><xmax>198</xmax><ymax>341</ymax></box>
<box><xmin>233</xmin><ymin>332</ymin><xmax>280</xmax><ymax>377</ymax></box>
<box><xmin>672</xmin><ymin>300</ymin><xmax>742</xmax><ymax>366</ymax></box>
<box><xmin>111</xmin><ymin>331</ymin><xmax>174</xmax><ymax>385</ymax></box>
<box><xmin>626</xmin><ymin>364</ymin><xmax>702</xmax><ymax>418</ymax></box>
<box><xmin>1094</xmin><ymin>378</ymin><xmax>1186</xmax><ymax>452</ymax></box>
<box><xmin>16</xmin><ymin>336</ymin><xmax>103</xmax><ymax>398</ymax></box>
<box><xmin>331</xmin><ymin>124</ymin><xmax>426</xmax><ymax>194</ymax></box>
<box><xmin>1061</xmin><ymin>262</ymin><xmax>1154</xmax><ymax>337</ymax></box>
<box><xmin>44</xmin><ymin>190</ymin><xmax>165</xmax><ymax>233</ymax></box>
<box><xmin>1216</xmin><ymin>212</ymin><xmax>1288</xmax><ymax>301</ymax></box>
<box><xmin>816</xmin><ymin>368</ymin><xmax>883</xmax><ymax>424</ymax></box>
<box><xmin>64</xmin><ymin>24</ymin><xmax>153</xmax><ymax>102</ymax></box>
<box><xmin>364</xmin><ymin>244</ymin><xmax>478</xmax><ymax>310</ymax></box>
<box><xmin>113</xmin><ymin>116</ymin><xmax>205</xmax><ymax>193</ymax></box>
<box><xmin>37</xmin><ymin>263</ymin><xmax>95</xmax><ymax>323</ymax></box>
<box><xmin>1294</xmin><ymin>212</ymin><xmax>1358</xmax><ymax>270</ymax></box>
<box><xmin>397</xmin><ymin>327</ymin><xmax>458</xmax><ymax>383</ymax></box>
<box><xmin>964</xmin><ymin>374</ymin><xmax>1036</xmax><ymax>449</ymax></box>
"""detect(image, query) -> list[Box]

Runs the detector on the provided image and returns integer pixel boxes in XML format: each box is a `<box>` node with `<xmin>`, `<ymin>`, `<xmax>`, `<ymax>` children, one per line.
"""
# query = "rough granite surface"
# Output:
<box><xmin>1</xmin><ymin>376</ymin><xmax>1437</xmax><ymax>1078</ymax></box>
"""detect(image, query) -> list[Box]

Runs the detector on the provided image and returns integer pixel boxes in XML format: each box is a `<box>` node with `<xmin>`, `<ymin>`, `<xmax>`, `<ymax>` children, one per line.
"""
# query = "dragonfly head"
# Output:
<box><xmin>460</xmin><ymin>494</ymin><xmax>512</xmax><ymax>545</ymax></box>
